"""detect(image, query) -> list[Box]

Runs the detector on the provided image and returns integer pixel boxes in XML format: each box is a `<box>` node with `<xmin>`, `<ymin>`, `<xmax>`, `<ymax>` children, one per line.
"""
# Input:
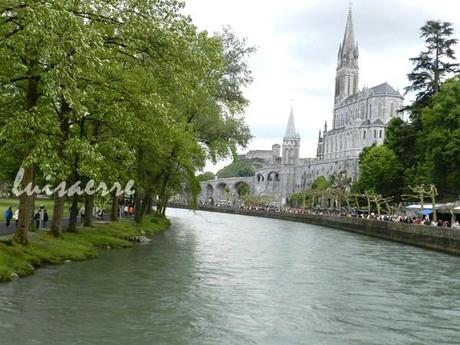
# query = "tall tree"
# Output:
<box><xmin>419</xmin><ymin>77</ymin><xmax>460</xmax><ymax>197</ymax></box>
<box><xmin>406</xmin><ymin>20</ymin><xmax>459</xmax><ymax>109</ymax></box>
<box><xmin>384</xmin><ymin>20</ymin><xmax>458</xmax><ymax>193</ymax></box>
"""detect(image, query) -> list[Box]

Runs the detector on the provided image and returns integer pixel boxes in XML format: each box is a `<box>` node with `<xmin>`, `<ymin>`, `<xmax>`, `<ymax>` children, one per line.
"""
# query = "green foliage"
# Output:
<box><xmin>419</xmin><ymin>77</ymin><xmax>460</xmax><ymax>195</ymax></box>
<box><xmin>217</xmin><ymin>159</ymin><xmax>256</xmax><ymax>178</ymax></box>
<box><xmin>196</xmin><ymin>172</ymin><xmax>215</xmax><ymax>182</ymax></box>
<box><xmin>0</xmin><ymin>0</ymin><xmax>254</xmax><ymax>235</ymax></box>
<box><xmin>311</xmin><ymin>176</ymin><xmax>331</xmax><ymax>191</ymax></box>
<box><xmin>355</xmin><ymin>146</ymin><xmax>402</xmax><ymax>197</ymax></box>
<box><xmin>406</xmin><ymin>20</ymin><xmax>459</xmax><ymax>107</ymax></box>
<box><xmin>378</xmin><ymin>21</ymin><xmax>459</xmax><ymax>199</ymax></box>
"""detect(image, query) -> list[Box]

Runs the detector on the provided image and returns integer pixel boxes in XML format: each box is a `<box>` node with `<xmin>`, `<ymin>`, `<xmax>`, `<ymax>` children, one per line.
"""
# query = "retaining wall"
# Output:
<box><xmin>172</xmin><ymin>205</ymin><xmax>460</xmax><ymax>256</ymax></box>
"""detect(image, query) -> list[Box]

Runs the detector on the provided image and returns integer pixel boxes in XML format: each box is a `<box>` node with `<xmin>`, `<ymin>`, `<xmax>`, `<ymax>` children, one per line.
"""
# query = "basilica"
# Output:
<box><xmin>200</xmin><ymin>8</ymin><xmax>404</xmax><ymax>205</ymax></box>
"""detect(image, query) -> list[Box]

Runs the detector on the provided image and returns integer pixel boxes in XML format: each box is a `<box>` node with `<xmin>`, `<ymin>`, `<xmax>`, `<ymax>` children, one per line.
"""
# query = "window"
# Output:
<box><xmin>379</xmin><ymin>130</ymin><xmax>383</xmax><ymax>138</ymax></box>
<box><xmin>374</xmin><ymin>130</ymin><xmax>377</xmax><ymax>138</ymax></box>
<box><xmin>363</xmin><ymin>131</ymin><xmax>366</xmax><ymax>139</ymax></box>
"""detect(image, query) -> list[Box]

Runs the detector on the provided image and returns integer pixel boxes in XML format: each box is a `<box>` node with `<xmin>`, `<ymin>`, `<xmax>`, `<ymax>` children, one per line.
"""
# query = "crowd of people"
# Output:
<box><xmin>207</xmin><ymin>202</ymin><xmax>460</xmax><ymax>229</ymax></box>
<box><xmin>3</xmin><ymin>206</ymin><xmax>48</xmax><ymax>229</ymax></box>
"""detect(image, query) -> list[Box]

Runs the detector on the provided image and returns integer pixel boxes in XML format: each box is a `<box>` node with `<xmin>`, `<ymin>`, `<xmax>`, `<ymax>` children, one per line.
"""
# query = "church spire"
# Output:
<box><xmin>342</xmin><ymin>4</ymin><xmax>355</xmax><ymax>52</ymax></box>
<box><xmin>284</xmin><ymin>106</ymin><xmax>298</xmax><ymax>138</ymax></box>
<box><xmin>334</xmin><ymin>4</ymin><xmax>359</xmax><ymax>103</ymax></box>
<box><xmin>282</xmin><ymin>106</ymin><xmax>300</xmax><ymax>166</ymax></box>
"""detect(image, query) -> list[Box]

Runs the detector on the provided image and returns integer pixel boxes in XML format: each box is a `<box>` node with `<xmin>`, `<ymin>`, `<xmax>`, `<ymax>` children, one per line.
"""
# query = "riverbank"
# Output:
<box><xmin>0</xmin><ymin>216</ymin><xmax>170</xmax><ymax>282</ymax></box>
<box><xmin>176</xmin><ymin>205</ymin><xmax>460</xmax><ymax>256</ymax></box>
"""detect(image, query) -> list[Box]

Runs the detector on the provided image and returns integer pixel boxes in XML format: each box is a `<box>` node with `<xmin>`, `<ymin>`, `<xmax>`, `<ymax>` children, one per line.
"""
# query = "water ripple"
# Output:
<box><xmin>0</xmin><ymin>208</ymin><xmax>459</xmax><ymax>345</ymax></box>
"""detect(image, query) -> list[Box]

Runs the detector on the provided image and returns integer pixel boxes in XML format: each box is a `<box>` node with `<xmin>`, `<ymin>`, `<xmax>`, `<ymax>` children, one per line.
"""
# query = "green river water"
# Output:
<box><xmin>0</xmin><ymin>208</ymin><xmax>459</xmax><ymax>345</ymax></box>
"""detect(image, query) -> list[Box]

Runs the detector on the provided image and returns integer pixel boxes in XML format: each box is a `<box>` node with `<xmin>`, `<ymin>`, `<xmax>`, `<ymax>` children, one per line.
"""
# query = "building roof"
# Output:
<box><xmin>339</xmin><ymin>82</ymin><xmax>402</xmax><ymax>106</ymax></box>
<box><xmin>372</xmin><ymin>119</ymin><xmax>385</xmax><ymax>125</ymax></box>
<box><xmin>370</xmin><ymin>82</ymin><xmax>401</xmax><ymax>96</ymax></box>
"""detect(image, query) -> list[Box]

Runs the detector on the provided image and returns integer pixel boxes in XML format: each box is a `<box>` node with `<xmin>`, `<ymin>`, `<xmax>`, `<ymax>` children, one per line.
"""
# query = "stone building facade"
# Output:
<box><xmin>200</xmin><ymin>8</ymin><xmax>404</xmax><ymax>205</ymax></box>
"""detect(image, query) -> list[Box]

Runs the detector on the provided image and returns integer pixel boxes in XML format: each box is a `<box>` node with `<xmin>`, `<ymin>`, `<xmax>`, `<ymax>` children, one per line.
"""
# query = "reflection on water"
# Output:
<box><xmin>0</xmin><ymin>208</ymin><xmax>459</xmax><ymax>345</ymax></box>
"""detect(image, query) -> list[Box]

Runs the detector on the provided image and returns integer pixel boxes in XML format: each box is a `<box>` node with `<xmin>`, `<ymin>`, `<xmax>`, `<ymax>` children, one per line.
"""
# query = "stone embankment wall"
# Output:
<box><xmin>173</xmin><ymin>205</ymin><xmax>460</xmax><ymax>256</ymax></box>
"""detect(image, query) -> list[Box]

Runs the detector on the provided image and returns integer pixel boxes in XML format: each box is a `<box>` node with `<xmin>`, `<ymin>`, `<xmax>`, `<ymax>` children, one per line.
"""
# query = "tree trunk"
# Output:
<box><xmin>431</xmin><ymin>195</ymin><xmax>437</xmax><ymax>223</ymax></box>
<box><xmin>15</xmin><ymin>54</ymin><xmax>40</xmax><ymax>245</ymax></box>
<box><xmin>146</xmin><ymin>197</ymin><xmax>153</xmax><ymax>215</ymax></box>
<box><xmin>50</xmin><ymin>98</ymin><xmax>71</xmax><ymax>238</ymax></box>
<box><xmin>68</xmin><ymin>194</ymin><xmax>79</xmax><ymax>232</ymax></box>
<box><xmin>141</xmin><ymin>190</ymin><xmax>152</xmax><ymax>216</ymax></box>
<box><xmin>111</xmin><ymin>192</ymin><xmax>119</xmax><ymax>221</ymax></box>
<box><xmin>156</xmin><ymin>199</ymin><xmax>163</xmax><ymax>216</ymax></box>
<box><xmin>134</xmin><ymin>192</ymin><xmax>143</xmax><ymax>224</ymax></box>
<box><xmin>14</xmin><ymin>164</ymin><xmax>34</xmax><ymax>245</ymax></box>
<box><xmin>83</xmin><ymin>194</ymin><xmax>94</xmax><ymax>227</ymax></box>
<box><xmin>50</xmin><ymin>193</ymin><xmax>65</xmax><ymax>238</ymax></box>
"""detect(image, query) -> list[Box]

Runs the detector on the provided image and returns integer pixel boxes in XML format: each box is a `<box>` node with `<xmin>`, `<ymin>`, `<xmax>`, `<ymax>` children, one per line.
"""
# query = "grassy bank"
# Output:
<box><xmin>0</xmin><ymin>216</ymin><xmax>170</xmax><ymax>282</ymax></box>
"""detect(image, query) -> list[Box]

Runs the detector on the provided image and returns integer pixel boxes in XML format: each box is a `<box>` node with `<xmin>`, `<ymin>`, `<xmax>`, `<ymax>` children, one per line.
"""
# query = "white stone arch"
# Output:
<box><xmin>234</xmin><ymin>181</ymin><xmax>250</xmax><ymax>196</ymax></box>
<box><xmin>267</xmin><ymin>171</ymin><xmax>280</xmax><ymax>182</ymax></box>
<box><xmin>256</xmin><ymin>173</ymin><xmax>265</xmax><ymax>182</ymax></box>
<box><xmin>215</xmin><ymin>182</ymin><xmax>228</xmax><ymax>201</ymax></box>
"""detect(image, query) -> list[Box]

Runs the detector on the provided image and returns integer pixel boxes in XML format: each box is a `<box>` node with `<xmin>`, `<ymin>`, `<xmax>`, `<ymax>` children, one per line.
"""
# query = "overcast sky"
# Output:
<box><xmin>183</xmin><ymin>0</ymin><xmax>460</xmax><ymax>173</ymax></box>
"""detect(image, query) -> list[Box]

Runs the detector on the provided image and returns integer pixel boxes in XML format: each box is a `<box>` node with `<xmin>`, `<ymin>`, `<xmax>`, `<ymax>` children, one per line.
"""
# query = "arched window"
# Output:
<box><xmin>363</xmin><ymin>131</ymin><xmax>366</xmax><ymax>139</ymax></box>
<box><xmin>268</xmin><ymin>172</ymin><xmax>280</xmax><ymax>182</ymax></box>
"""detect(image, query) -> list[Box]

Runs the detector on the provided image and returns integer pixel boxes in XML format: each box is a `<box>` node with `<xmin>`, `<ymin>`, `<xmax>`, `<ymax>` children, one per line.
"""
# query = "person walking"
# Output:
<box><xmin>79</xmin><ymin>206</ymin><xmax>85</xmax><ymax>224</ymax></box>
<box><xmin>4</xmin><ymin>207</ymin><xmax>13</xmax><ymax>227</ymax></box>
<box><xmin>13</xmin><ymin>208</ymin><xmax>19</xmax><ymax>226</ymax></box>
<box><xmin>43</xmin><ymin>210</ymin><xmax>49</xmax><ymax>228</ymax></box>
<box><xmin>34</xmin><ymin>210</ymin><xmax>40</xmax><ymax>229</ymax></box>
<box><xmin>39</xmin><ymin>206</ymin><xmax>45</xmax><ymax>229</ymax></box>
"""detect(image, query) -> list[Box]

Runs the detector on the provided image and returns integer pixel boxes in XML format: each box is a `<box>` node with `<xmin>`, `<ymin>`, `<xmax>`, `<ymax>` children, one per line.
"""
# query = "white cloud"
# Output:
<box><xmin>183</xmin><ymin>0</ymin><xmax>460</xmax><ymax>173</ymax></box>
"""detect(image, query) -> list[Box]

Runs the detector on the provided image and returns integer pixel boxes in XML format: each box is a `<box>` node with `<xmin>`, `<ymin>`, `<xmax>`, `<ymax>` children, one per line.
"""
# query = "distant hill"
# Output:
<box><xmin>216</xmin><ymin>159</ymin><xmax>263</xmax><ymax>178</ymax></box>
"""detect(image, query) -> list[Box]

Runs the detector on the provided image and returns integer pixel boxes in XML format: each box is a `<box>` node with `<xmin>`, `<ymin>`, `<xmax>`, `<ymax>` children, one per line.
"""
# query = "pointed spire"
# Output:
<box><xmin>342</xmin><ymin>4</ymin><xmax>355</xmax><ymax>51</ymax></box>
<box><xmin>284</xmin><ymin>106</ymin><xmax>298</xmax><ymax>138</ymax></box>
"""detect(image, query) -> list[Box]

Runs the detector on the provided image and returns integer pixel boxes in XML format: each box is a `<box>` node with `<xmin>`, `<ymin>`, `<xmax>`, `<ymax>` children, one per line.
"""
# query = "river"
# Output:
<box><xmin>0</xmin><ymin>208</ymin><xmax>459</xmax><ymax>345</ymax></box>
